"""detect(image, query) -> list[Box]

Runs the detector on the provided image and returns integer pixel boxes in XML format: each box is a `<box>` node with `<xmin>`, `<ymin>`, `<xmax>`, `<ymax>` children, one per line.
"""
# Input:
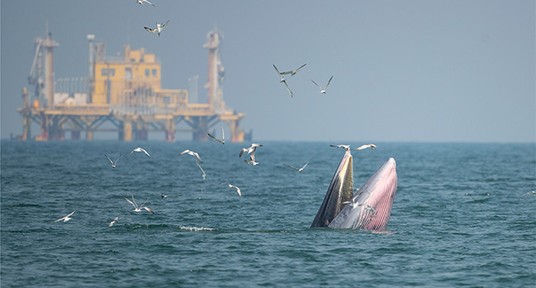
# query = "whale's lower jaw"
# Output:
<box><xmin>310</xmin><ymin>150</ymin><xmax>353</xmax><ymax>228</ymax></box>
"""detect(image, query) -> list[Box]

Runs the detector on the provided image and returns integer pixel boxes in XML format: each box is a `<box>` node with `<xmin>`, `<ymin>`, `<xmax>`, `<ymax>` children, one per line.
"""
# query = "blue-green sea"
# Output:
<box><xmin>1</xmin><ymin>141</ymin><xmax>535</xmax><ymax>287</ymax></box>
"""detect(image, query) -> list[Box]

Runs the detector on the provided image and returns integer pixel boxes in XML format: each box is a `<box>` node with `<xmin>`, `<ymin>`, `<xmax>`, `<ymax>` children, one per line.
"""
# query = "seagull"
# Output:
<box><xmin>280</xmin><ymin>63</ymin><xmax>307</xmax><ymax>76</ymax></box>
<box><xmin>105</xmin><ymin>154</ymin><xmax>123</xmax><ymax>168</ymax></box>
<box><xmin>179</xmin><ymin>149</ymin><xmax>202</xmax><ymax>163</ymax></box>
<box><xmin>137</xmin><ymin>0</ymin><xmax>155</xmax><ymax>6</ymax></box>
<box><xmin>273</xmin><ymin>64</ymin><xmax>293</xmax><ymax>97</ymax></box>
<box><xmin>108</xmin><ymin>216</ymin><xmax>120</xmax><ymax>227</ymax></box>
<box><xmin>125</xmin><ymin>195</ymin><xmax>154</xmax><ymax>214</ymax></box>
<box><xmin>228</xmin><ymin>184</ymin><xmax>242</xmax><ymax>197</ymax></box>
<box><xmin>330</xmin><ymin>144</ymin><xmax>351</xmax><ymax>151</ymax></box>
<box><xmin>55</xmin><ymin>211</ymin><xmax>75</xmax><ymax>222</ymax></box>
<box><xmin>130</xmin><ymin>146</ymin><xmax>150</xmax><ymax>157</ymax></box>
<box><xmin>144</xmin><ymin>20</ymin><xmax>169</xmax><ymax>36</ymax></box>
<box><xmin>161</xmin><ymin>193</ymin><xmax>168</xmax><ymax>199</ymax></box>
<box><xmin>284</xmin><ymin>162</ymin><xmax>309</xmax><ymax>173</ymax></box>
<box><xmin>311</xmin><ymin>76</ymin><xmax>333</xmax><ymax>94</ymax></box>
<box><xmin>208</xmin><ymin>127</ymin><xmax>225</xmax><ymax>144</ymax></box>
<box><xmin>355</xmin><ymin>144</ymin><xmax>377</xmax><ymax>151</ymax></box>
<box><xmin>239</xmin><ymin>143</ymin><xmax>263</xmax><ymax>159</ymax></box>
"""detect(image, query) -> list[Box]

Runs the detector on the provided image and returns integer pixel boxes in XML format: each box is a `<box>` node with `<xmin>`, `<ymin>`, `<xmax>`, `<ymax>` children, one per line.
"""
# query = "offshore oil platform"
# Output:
<box><xmin>18</xmin><ymin>29</ymin><xmax>247</xmax><ymax>142</ymax></box>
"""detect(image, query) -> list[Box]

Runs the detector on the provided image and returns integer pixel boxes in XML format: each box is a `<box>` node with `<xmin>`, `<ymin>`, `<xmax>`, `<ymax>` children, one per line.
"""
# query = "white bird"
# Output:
<box><xmin>273</xmin><ymin>64</ymin><xmax>293</xmax><ymax>97</ymax></box>
<box><xmin>125</xmin><ymin>195</ymin><xmax>154</xmax><ymax>214</ymax></box>
<box><xmin>130</xmin><ymin>146</ymin><xmax>150</xmax><ymax>157</ymax></box>
<box><xmin>284</xmin><ymin>162</ymin><xmax>309</xmax><ymax>173</ymax></box>
<box><xmin>105</xmin><ymin>154</ymin><xmax>123</xmax><ymax>168</ymax></box>
<box><xmin>144</xmin><ymin>20</ymin><xmax>169</xmax><ymax>36</ymax></box>
<box><xmin>228</xmin><ymin>184</ymin><xmax>242</xmax><ymax>197</ymax></box>
<box><xmin>330</xmin><ymin>144</ymin><xmax>351</xmax><ymax>151</ymax></box>
<box><xmin>311</xmin><ymin>75</ymin><xmax>333</xmax><ymax>94</ymax></box>
<box><xmin>137</xmin><ymin>0</ymin><xmax>155</xmax><ymax>6</ymax></box>
<box><xmin>55</xmin><ymin>211</ymin><xmax>75</xmax><ymax>222</ymax></box>
<box><xmin>180</xmin><ymin>149</ymin><xmax>202</xmax><ymax>163</ymax></box>
<box><xmin>161</xmin><ymin>193</ymin><xmax>168</xmax><ymax>199</ymax></box>
<box><xmin>355</xmin><ymin>144</ymin><xmax>377</xmax><ymax>151</ymax></box>
<box><xmin>108</xmin><ymin>216</ymin><xmax>120</xmax><ymax>227</ymax></box>
<box><xmin>208</xmin><ymin>127</ymin><xmax>225</xmax><ymax>144</ymax></box>
<box><xmin>239</xmin><ymin>143</ymin><xmax>263</xmax><ymax>159</ymax></box>
<box><xmin>279</xmin><ymin>63</ymin><xmax>307</xmax><ymax>76</ymax></box>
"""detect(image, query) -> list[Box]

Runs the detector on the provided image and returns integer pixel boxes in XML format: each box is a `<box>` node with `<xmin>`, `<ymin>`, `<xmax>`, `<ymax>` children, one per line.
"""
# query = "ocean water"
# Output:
<box><xmin>1</xmin><ymin>140</ymin><xmax>535</xmax><ymax>287</ymax></box>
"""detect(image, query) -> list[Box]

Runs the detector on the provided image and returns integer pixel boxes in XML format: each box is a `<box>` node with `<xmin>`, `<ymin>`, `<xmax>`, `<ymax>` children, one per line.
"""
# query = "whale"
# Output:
<box><xmin>311</xmin><ymin>151</ymin><xmax>398</xmax><ymax>231</ymax></box>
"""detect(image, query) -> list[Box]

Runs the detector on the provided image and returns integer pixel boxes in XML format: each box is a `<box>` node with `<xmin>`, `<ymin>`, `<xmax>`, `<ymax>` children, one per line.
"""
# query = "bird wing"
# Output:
<box><xmin>105</xmin><ymin>154</ymin><xmax>114</xmax><ymax>165</ymax></box>
<box><xmin>273</xmin><ymin>64</ymin><xmax>282</xmax><ymax>75</ymax></box>
<box><xmin>283</xmin><ymin>80</ymin><xmax>293</xmax><ymax>97</ymax></box>
<box><xmin>284</xmin><ymin>163</ymin><xmax>299</xmax><ymax>171</ymax></box>
<box><xmin>162</xmin><ymin>20</ymin><xmax>170</xmax><ymax>28</ymax></box>
<box><xmin>221</xmin><ymin>127</ymin><xmax>225</xmax><ymax>142</ymax></box>
<box><xmin>125</xmin><ymin>197</ymin><xmax>137</xmax><ymax>208</ymax></box>
<box><xmin>295</xmin><ymin>63</ymin><xmax>307</xmax><ymax>72</ymax></box>
<box><xmin>325</xmin><ymin>76</ymin><xmax>333</xmax><ymax>88</ymax></box>
<box><xmin>311</xmin><ymin>79</ymin><xmax>320</xmax><ymax>88</ymax></box>
<box><xmin>144</xmin><ymin>26</ymin><xmax>155</xmax><ymax>33</ymax></box>
<box><xmin>300</xmin><ymin>162</ymin><xmax>309</xmax><ymax>170</ymax></box>
<box><xmin>141</xmin><ymin>148</ymin><xmax>150</xmax><ymax>156</ymax></box>
<box><xmin>239</xmin><ymin>148</ymin><xmax>246</xmax><ymax>158</ymax></box>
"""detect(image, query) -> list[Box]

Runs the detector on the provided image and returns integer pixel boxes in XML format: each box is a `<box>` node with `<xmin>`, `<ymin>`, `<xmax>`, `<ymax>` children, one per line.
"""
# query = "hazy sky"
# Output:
<box><xmin>1</xmin><ymin>0</ymin><xmax>534</xmax><ymax>142</ymax></box>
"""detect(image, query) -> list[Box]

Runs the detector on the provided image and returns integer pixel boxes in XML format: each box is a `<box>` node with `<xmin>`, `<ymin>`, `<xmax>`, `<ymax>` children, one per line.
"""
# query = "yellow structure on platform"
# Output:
<box><xmin>18</xmin><ymin>30</ymin><xmax>247</xmax><ymax>142</ymax></box>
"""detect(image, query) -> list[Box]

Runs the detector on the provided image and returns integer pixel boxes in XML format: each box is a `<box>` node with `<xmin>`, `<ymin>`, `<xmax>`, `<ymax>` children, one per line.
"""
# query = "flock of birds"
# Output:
<box><xmin>52</xmin><ymin>0</ymin><xmax>372</xmax><ymax>227</ymax></box>
<box><xmin>273</xmin><ymin>63</ymin><xmax>334</xmax><ymax>97</ymax></box>
<box><xmin>137</xmin><ymin>0</ymin><xmax>334</xmax><ymax>97</ymax></box>
<box><xmin>54</xmin><ymin>141</ymin><xmax>377</xmax><ymax>227</ymax></box>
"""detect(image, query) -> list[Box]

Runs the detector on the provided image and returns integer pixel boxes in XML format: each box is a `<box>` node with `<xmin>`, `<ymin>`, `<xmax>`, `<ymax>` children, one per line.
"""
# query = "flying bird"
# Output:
<box><xmin>208</xmin><ymin>127</ymin><xmax>225</xmax><ymax>144</ymax></box>
<box><xmin>144</xmin><ymin>20</ymin><xmax>169</xmax><ymax>36</ymax></box>
<box><xmin>130</xmin><ymin>146</ymin><xmax>150</xmax><ymax>157</ymax></box>
<box><xmin>105</xmin><ymin>154</ymin><xmax>123</xmax><ymax>168</ymax></box>
<box><xmin>108</xmin><ymin>216</ymin><xmax>120</xmax><ymax>227</ymax></box>
<box><xmin>55</xmin><ymin>211</ymin><xmax>75</xmax><ymax>223</ymax></box>
<box><xmin>228</xmin><ymin>184</ymin><xmax>242</xmax><ymax>197</ymax></box>
<box><xmin>355</xmin><ymin>144</ymin><xmax>377</xmax><ymax>151</ymax></box>
<box><xmin>330</xmin><ymin>144</ymin><xmax>351</xmax><ymax>151</ymax></box>
<box><xmin>311</xmin><ymin>75</ymin><xmax>333</xmax><ymax>94</ymax></box>
<box><xmin>179</xmin><ymin>149</ymin><xmax>202</xmax><ymax>163</ymax></box>
<box><xmin>273</xmin><ymin>64</ymin><xmax>293</xmax><ymax>97</ymax></box>
<box><xmin>137</xmin><ymin>0</ymin><xmax>155</xmax><ymax>6</ymax></box>
<box><xmin>239</xmin><ymin>144</ymin><xmax>263</xmax><ymax>164</ymax></box>
<box><xmin>284</xmin><ymin>162</ymin><xmax>309</xmax><ymax>173</ymax></box>
<box><xmin>125</xmin><ymin>195</ymin><xmax>154</xmax><ymax>214</ymax></box>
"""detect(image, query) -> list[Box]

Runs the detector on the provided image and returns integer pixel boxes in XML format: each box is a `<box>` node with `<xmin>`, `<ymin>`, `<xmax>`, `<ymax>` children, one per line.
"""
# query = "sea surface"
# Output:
<box><xmin>1</xmin><ymin>141</ymin><xmax>535</xmax><ymax>287</ymax></box>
